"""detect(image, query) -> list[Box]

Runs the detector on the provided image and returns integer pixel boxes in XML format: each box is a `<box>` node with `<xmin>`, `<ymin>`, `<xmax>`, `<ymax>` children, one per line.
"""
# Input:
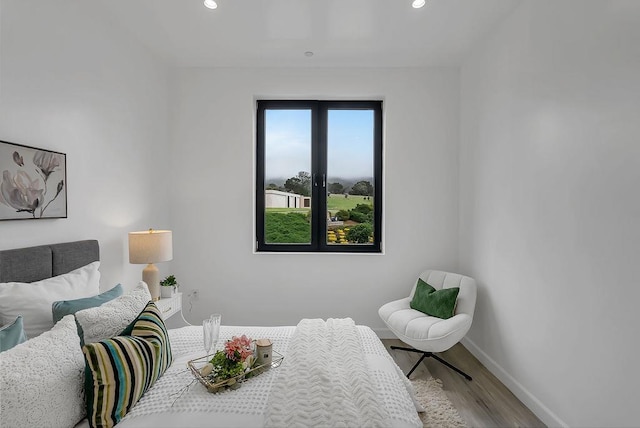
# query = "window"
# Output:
<box><xmin>256</xmin><ymin>100</ymin><xmax>382</xmax><ymax>253</ymax></box>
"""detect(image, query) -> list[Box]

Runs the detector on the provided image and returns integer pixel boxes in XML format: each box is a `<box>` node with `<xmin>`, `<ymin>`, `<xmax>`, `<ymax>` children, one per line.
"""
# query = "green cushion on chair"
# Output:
<box><xmin>410</xmin><ymin>278</ymin><xmax>459</xmax><ymax>319</ymax></box>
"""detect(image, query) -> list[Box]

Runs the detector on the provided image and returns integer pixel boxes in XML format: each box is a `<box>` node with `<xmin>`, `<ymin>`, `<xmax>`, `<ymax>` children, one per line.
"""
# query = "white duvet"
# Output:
<box><xmin>83</xmin><ymin>322</ymin><xmax>422</xmax><ymax>428</ymax></box>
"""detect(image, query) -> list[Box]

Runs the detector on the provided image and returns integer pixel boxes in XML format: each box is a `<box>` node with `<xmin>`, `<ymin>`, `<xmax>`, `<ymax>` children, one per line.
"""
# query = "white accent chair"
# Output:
<box><xmin>378</xmin><ymin>269</ymin><xmax>477</xmax><ymax>380</ymax></box>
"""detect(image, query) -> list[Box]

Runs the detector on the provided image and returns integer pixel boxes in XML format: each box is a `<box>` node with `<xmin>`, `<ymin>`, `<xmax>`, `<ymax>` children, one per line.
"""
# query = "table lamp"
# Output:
<box><xmin>128</xmin><ymin>229</ymin><xmax>173</xmax><ymax>301</ymax></box>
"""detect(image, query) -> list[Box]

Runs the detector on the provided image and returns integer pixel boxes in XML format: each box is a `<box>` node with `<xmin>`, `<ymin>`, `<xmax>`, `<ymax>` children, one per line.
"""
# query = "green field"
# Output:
<box><xmin>264</xmin><ymin>195</ymin><xmax>374</xmax><ymax>244</ymax></box>
<box><xmin>264</xmin><ymin>195</ymin><xmax>373</xmax><ymax>216</ymax></box>
<box><xmin>327</xmin><ymin>195</ymin><xmax>373</xmax><ymax>214</ymax></box>
<box><xmin>266</xmin><ymin>208</ymin><xmax>309</xmax><ymax>214</ymax></box>
<box><xmin>264</xmin><ymin>212</ymin><xmax>310</xmax><ymax>243</ymax></box>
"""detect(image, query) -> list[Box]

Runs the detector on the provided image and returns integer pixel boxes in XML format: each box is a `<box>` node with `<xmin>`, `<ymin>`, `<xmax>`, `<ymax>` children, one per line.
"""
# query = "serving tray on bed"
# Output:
<box><xmin>187</xmin><ymin>351</ymin><xmax>284</xmax><ymax>393</ymax></box>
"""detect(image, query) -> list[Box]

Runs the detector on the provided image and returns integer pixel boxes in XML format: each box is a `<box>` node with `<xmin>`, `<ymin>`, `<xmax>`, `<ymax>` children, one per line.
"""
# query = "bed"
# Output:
<box><xmin>0</xmin><ymin>240</ymin><xmax>422</xmax><ymax>428</ymax></box>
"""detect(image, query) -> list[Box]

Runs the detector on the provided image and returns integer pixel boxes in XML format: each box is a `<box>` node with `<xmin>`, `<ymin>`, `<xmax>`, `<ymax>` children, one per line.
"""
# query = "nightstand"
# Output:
<box><xmin>155</xmin><ymin>292</ymin><xmax>182</xmax><ymax>321</ymax></box>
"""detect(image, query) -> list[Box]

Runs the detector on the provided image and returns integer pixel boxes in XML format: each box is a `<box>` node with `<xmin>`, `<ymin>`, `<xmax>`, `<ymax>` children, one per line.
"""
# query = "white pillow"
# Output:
<box><xmin>75</xmin><ymin>281</ymin><xmax>151</xmax><ymax>344</ymax></box>
<box><xmin>0</xmin><ymin>315</ymin><xmax>85</xmax><ymax>428</ymax></box>
<box><xmin>0</xmin><ymin>261</ymin><xmax>100</xmax><ymax>338</ymax></box>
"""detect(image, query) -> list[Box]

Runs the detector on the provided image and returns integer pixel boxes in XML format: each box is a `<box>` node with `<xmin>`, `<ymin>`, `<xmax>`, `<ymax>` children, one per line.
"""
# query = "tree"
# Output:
<box><xmin>266</xmin><ymin>183</ymin><xmax>281</xmax><ymax>191</ymax></box>
<box><xmin>348</xmin><ymin>210</ymin><xmax>372</xmax><ymax>224</ymax></box>
<box><xmin>352</xmin><ymin>203</ymin><xmax>373</xmax><ymax>214</ymax></box>
<box><xmin>349</xmin><ymin>180</ymin><xmax>373</xmax><ymax>196</ymax></box>
<box><xmin>346</xmin><ymin>223</ymin><xmax>373</xmax><ymax>243</ymax></box>
<box><xmin>328</xmin><ymin>182</ymin><xmax>344</xmax><ymax>195</ymax></box>
<box><xmin>335</xmin><ymin>210</ymin><xmax>350</xmax><ymax>221</ymax></box>
<box><xmin>284</xmin><ymin>171</ymin><xmax>311</xmax><ymax>196</ymax></box>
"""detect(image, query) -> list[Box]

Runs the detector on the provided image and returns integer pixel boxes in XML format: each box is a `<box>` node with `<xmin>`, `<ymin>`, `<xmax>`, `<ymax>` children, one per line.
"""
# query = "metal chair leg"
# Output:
<box><xmin>406</xmin><ymin>353</ymin><xmax>428</xmax><ymax>378</ymax></box>
<box><xmin>430</xmin><ymin>353</ymin><xmax>473</xmax><ymax>381</ymax></box>
<box><xmin>390</xmin><ymin>345</ymin><xmax>472</xmax><ymax>381</ymax></box>
<box><xmin>391</xmin><ymin>345</ymin><xmax>424</xmax><ymax>353</ymax></box>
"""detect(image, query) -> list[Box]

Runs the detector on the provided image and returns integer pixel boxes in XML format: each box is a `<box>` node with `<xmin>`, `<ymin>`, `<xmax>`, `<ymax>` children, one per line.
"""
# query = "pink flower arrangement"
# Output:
<box><xmin>224</xmin><ymin>335</ymin><xmax>253</xmax><ymax>362</ymax></box>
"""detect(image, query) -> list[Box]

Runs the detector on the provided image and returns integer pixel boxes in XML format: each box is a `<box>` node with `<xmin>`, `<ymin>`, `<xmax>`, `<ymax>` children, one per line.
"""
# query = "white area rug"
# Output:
<box><xmin>412</xmin><ymin>378</ymin><xmax>468</xmax><ymax>428</ymax></box>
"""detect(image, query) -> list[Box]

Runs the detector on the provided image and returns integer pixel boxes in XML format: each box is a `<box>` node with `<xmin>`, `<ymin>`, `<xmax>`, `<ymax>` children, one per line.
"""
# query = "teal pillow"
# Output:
<box><xmin>82</xmin><ymin>302</ymin><xmax>172</xmax><ymax>428</ymax></box>
<box><xmin>52</xmin><ymin>284</ymin><xmax>123</xmax><ymax>324</ymax></box>
<box><xmin>410</xmin><ymin>279</ymin><xmax>459</xmax><ymax>319</ymax></box>
<box><xmin>0</xmin><ymin>316</ymin><xmax>28</xmax><ymax>352</ymax></box>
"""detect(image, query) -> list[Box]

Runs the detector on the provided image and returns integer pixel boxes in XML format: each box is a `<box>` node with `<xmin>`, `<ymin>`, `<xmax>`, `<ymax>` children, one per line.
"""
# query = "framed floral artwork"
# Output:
<box><xmin>0</xmin><ymin>140</ymin><xmax>67</xmax><ymax>220</ymax></box>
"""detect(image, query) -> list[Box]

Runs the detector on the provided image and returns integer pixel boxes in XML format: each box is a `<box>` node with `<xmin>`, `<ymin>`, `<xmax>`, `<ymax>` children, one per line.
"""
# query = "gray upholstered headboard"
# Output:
<box><xmin>0</xmin><ymin>240</ymin><xmax>99</xmax><ymax>283</ymax></box>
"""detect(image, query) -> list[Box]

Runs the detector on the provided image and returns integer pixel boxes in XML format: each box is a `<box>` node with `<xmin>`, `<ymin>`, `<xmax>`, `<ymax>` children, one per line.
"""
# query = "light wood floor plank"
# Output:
<box><xmin>382</xmin><ymin>339</ymin><xmax>545</xmax><ymax>428</ymax></box>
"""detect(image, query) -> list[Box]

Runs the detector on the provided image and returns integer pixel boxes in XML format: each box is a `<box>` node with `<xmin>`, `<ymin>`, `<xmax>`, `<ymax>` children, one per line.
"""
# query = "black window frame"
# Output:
<box><xmin>256</xmin><ymin>100</ymin><xmax>383</xmax><ymax>253</ymax></box>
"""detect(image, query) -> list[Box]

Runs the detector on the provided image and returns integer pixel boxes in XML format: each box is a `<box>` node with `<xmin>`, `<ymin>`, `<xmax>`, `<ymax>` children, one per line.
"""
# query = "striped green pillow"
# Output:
<box><xmin>82</xmin><ymin>302</ymin><xmax>172</xmax><ymax>428</ymax></box>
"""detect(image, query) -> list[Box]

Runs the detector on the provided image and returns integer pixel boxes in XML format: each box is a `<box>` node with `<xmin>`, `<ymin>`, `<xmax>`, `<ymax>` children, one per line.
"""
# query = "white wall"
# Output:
<box><xmin>9</xmin><ymin>1</ymin><xmax>637</xmax><ymax>424</ymax></box>
<box><xmin>170</xmin><ymin>67</ymin><xmax>460</xmax><ymax>329</ymax></box>
<box><xmin>0</xmin><ymin>0</ymin><xmax>171</xmax><ymax>289</ymax></box>
<box><xmin>459</xmin><ymin>1</ymin><xmax>640</xmax><ymax>426</ymax></box>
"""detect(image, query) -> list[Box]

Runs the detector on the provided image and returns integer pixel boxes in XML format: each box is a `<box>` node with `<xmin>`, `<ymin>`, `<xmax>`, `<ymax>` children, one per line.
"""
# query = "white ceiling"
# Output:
<box><xmin>92</xmin><ymin>0</ymin><xmax>522</xmax><ymax>68</ymax></box>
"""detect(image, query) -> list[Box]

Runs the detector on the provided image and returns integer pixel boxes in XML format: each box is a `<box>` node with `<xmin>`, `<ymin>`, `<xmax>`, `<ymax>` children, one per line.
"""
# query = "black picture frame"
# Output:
<box><xmin>0</xmin><ymin>140</ymin><xmax>67</xmax><ymax>220</ymax></box>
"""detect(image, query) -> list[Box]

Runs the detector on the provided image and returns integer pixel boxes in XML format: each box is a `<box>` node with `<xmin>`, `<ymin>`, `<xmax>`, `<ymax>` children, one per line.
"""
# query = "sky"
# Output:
<box><xmin>264</xmin><ymin>108</ymin><xmax>374</xmax><ymax>181</ymax></box>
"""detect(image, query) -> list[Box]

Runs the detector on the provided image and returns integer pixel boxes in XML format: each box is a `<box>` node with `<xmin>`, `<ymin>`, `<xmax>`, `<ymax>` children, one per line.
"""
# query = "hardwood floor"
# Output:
<box><xmin>382</xmin><ymin>339</ymin><xmax>545</xmax><ymax>428</ymax></box>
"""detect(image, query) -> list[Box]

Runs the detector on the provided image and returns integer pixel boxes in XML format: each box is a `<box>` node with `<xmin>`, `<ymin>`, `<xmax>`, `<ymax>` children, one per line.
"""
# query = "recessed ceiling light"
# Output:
<box><xmin>204</xmin><ymin>0</ymin><xmax>218</xmax><ymax>10</ymax></box>
<box><xmin>412</xmin><ymin>0</ymin><xmax>426</xmax><ymax>8</ymax></box>
<box><xmin>304</xmin><ymin>51</ymin><xmax>314</xmax><ymax>57</ymax></box>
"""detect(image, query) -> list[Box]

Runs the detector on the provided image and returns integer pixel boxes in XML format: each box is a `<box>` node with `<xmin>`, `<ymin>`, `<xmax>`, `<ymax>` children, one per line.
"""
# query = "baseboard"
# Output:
<box><xmin>461</xmin><ymin>337</ymin><xmax>568</xmax><ymax>428</ymax></box>
<box><xmin>377</xmin><ymin>328</ymin><xmax>568</xmax><ymax>426</ymax></box>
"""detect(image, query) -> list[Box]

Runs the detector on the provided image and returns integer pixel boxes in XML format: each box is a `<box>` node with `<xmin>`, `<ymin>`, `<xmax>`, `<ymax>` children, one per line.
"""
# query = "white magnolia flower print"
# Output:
<box><xmin>1</xmin><ymin>146</ymin><xmax>65</xmax><ymax>219</ymax></box>
<box><xmin>0</xmin><ymin>170</ymin><xmax>44</xmax><ymax>216</ymax></box>
<box><xmin>33</xmin><ymin>150</ymin><xmax>62</xmax><ymax>180</ymax></box>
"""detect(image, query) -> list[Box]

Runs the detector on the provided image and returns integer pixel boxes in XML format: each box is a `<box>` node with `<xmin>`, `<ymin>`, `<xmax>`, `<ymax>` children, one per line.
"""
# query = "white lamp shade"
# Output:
<box><xmin>128</xmin><ymin>230</ymin><xmax>173</xmax><ymax>264</ymax></box>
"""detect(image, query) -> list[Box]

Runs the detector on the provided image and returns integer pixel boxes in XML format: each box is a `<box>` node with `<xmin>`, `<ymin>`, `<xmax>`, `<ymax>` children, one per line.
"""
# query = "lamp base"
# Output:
<box><xmin>142</xmin><ymin>263</ymin><xmax>160</xmax><ymax>301</ymax></box>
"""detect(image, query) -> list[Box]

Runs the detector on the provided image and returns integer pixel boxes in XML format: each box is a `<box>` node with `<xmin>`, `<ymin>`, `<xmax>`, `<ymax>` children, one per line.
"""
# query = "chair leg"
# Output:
<box><xmin>390</xmin><ymin>345</ymin><xmax>424</xmax><ymax>354</ymax></box>
<box><xmin>430</xmin><ymin>353</ymin><xmax>473</xmax><ymax>381</ymax></box>
<box><xmin>406</xmin><ymin>353</ymin><xmax>428</xmax><ymax>378</ymax></box>
<box><xmin>390</xmin><ymin>345</ymin><xmax>472</xmax><ymax>381</ymax></box>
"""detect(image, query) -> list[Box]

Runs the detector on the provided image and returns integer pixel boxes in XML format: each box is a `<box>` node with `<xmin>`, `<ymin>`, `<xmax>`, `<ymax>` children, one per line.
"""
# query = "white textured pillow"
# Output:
<box><xmin>0</xmin><ymin>261</ymin><xmax>100</xmax><ymax>338</ymax></box>
<box><xmin>75</xmin><ymin>281</ymin><xmax>151</xmax><ymax>344</ymax></box>
<box><xmin>0</xmin><ymin>315</ymin><xmax>85</xmax><ymax>428</ymax></box>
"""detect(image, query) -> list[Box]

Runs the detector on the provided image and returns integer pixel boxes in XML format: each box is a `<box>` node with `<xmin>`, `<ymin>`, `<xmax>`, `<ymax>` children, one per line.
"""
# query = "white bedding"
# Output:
<box><xmin>265</xmin><ymin>318</ymin><xmax>389</xmax><ymax>427</ymax></box>
<box><xmin>78</xmin><ymin>323</ymin><xmax>422</xmax><ymax>428</ymax></box>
